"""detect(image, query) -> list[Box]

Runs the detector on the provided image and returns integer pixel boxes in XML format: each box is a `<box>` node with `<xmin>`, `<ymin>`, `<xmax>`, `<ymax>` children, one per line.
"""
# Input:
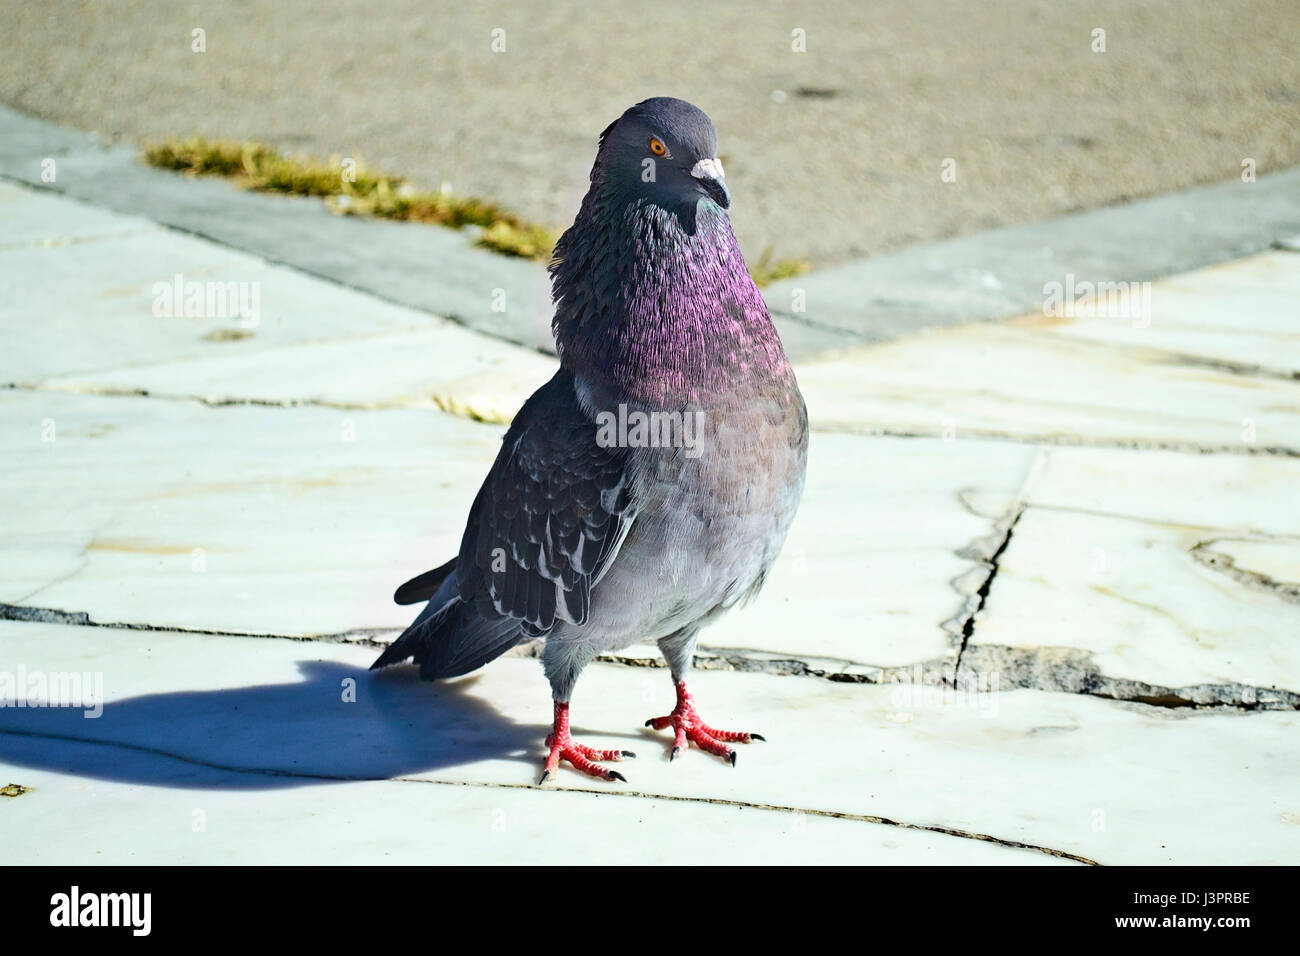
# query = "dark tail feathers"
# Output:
<box><xmin>393</xmin><ymin>557</ymin><xmax>458</xmax><ymax>605</ymax></box>
<box><xmin>371</xmin><ymin>596</ymin><xmax>524</xmax><ymax>681</ymax></box>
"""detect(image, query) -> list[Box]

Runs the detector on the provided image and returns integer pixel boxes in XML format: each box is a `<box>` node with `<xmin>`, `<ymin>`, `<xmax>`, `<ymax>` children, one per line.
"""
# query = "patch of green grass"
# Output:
<box><xmin>143</xmin><ymin>138</ymin><xmax>813</xmax><ymax>278</ymax></box>
<box><xmin>143</xmin><ymin>137</ymin><xmax>558</xmax><ymax>260</ymax></box>
<box><xmin>474</xmin><ymin>221</ymin><xmax>559</xmax><ymax>260</ymax></box>
<box><xmin>202</xmin><ymin>327</ymin><xmax>255</xmax><ymax>342</ymax></box>
<box><xmin>748</xmin><ymin>247</ymin><xmax>812</xmax><ymax>288</ymax></box>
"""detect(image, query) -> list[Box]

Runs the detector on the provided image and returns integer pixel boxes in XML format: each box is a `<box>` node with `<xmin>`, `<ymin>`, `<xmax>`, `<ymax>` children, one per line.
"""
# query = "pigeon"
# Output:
<box><xmin>372</xmin><ymin>97</ymin><xmax>808</xmax><ymax>784</ymax></box>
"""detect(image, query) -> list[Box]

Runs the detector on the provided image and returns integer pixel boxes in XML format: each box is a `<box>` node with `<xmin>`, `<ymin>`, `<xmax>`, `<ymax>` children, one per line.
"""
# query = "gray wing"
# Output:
<box><xmin>457</xmin><ymin>368</ymin><xmax>636</xmax><ymax>637</ymax></box>
<box><xmin>373</xmin><ymin>369</ymin><xmax>635</xmax><ymax>678</ymax></box>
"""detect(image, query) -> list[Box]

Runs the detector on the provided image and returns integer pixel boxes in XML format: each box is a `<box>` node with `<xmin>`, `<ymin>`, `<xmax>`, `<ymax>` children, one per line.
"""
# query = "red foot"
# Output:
<box><xmin>645</xmin><ymin>680</ymin><xmax>764</xmax><ymax>765</ymax></box>
<box><xmin>539</xmin><ymin>700</ymin><xmax>635</xmax><ymax>785</ymax></box>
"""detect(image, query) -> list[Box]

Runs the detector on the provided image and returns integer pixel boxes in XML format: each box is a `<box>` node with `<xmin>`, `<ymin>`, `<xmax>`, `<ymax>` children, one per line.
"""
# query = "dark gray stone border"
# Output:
<box><xmin>763</xmin><ymin>165</ymin><xmax>1300</xmax><ymax>346</ymax></box>
<box><xmin>3</xmin><ymin>104</ymin><xmax>1298</xmax><ymax>361</ymax></box>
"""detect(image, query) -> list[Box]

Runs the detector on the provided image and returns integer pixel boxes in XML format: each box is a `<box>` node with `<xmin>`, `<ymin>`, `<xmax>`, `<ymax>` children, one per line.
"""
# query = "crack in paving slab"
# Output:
<box><xmin>0</xmin><ymin>726</ymin><xmax>1097</xmax><ymax>865</ymax></box>
<box><xmin>956</xmin><ymin>644</ymin><xmax>1300</xmax><ymax>711</ymax></box>
<box><xmin>0</xmin><ymin>602</ymin><xmax>897</xmax><ymax>680</ymax></box>
<box><xmin>4</xmin><ymin>380</ymin><xmax>520</xmax><ymax>428</ymax></box>
<box><xmin>0</xmin><ymin>225</ymin><xmax>158</xmax><ymax>253</ymax></box>
<box><xmin>10</xmin><ymin>557</ymin><xmax>91</xmax><ymax>608</ymax></box>
<box><xmin>10</xmin><ymin>379</ymin><xmax>1298</xmax><ymax>458</ymax></box>
<box><xmin>4</xmin><ymin>380</ymin><xmax>472</xmax><ymax>417</ymax></box>
<box><xmin>952</xmin><ymin>504</ymin><xmax>1024</xmax><ymax>671</ymax></box>
<box><xmin>944</xmin><ymin>450</ymin><xmax>1047</xmax><ymax>671</ymax></box>
<box><xmin>1191</xmin><ymin>537</ymin><xmax>1300</xmax><ymax>605</ymax></box>
<box><xmin>809</xmin><ymin>422</ymin><xmax>1300</xmax><ymax>459</ymax></box>
<box><xmin>1001</xmin><ymin>500</ymin><xmax>1284</xmax><ymax>537</ymax></box>
<box><xmin>8</xmin><ymin>603</ymin><xmax>1293</xmax><ymax>714</ymax></box>
<box><xmin>3</xmin><ymin>379</ymin><xmax>527</xmax><ymax>430</ymax></box>
<box><xmin>0</xmin><ymin>603</ymin><xmax>391</xmax><ymax>647</ymax></box>
<box><xmin>629</xmin><ymin>645</ymin><xmax>1300</xmax><ymax>712</ymax></box>
<box><xmin>932</xmin><ymin>450</ymin><xmax>1300</xmax><ymax>712</ymax></box>
<box><xmin>1158</xmin><ymin>353</ymin><xmax>1300</xmax><ymax>384</ymax></box>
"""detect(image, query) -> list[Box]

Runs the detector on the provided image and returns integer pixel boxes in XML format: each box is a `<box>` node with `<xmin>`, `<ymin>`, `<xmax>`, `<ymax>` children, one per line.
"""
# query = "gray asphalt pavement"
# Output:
<box><xmin>5</xmin><ymin>0</ymin><xmax>1299</xmax><ymax>265</ymax></box>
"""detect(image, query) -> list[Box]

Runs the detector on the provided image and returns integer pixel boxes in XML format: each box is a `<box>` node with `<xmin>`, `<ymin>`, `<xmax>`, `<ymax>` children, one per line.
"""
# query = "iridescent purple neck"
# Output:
<box><xmin>550</xmin><ymin>187</ymin><xmax>792</xmax><ymax>406</ymax></box>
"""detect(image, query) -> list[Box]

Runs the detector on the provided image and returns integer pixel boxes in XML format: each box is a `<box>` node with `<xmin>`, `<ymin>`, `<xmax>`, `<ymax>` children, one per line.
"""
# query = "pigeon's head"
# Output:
<box><xmin>592</xmin><ymin>97</ymin><xmax>730</xmax><ymax>214</ymax></box>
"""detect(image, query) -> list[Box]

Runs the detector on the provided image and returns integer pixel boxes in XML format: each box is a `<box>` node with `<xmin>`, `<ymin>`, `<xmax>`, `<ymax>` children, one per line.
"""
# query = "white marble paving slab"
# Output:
<box><xmin>1207</xmin><ymin>537</ymin><xmax>1300</xmax><ymax>591</ymax></box>
<box><xmin>1024</xmin><ymin>445</ymin><xmax>1300</xmax><ymax>535</ymax></box>
<box><xmin>1012</xmin><ymin>252</ymin><xmax>1300</xmax><ymax>375</ymax></box>
<box><xmin>971</xmin><ymin>508</ymin><xmax>1300</xmax><ymax>693</ymax></box>
<box><xmin>0</xmin><ymin>182</ymin><xmax>155</xmax><ymax>247</ymax></box>
<box><xmin>2</xmin><ymin>621</ymin><xmax>1294</xmax><ymax>865</ymax></box>
<box><xmin>351</xmin><ymin>249</ymin><xmax>1300</xmax><ymax>438</ymax></box>
<box><xmin>40</xmin><ymin>327</ymin><xmax>556</xmax><ymax>416</ymax></box>
<box><xmin>797</xmin><ymin>248</ymin><xmax>1300</xmax><ymax>450</ymax></box>
<box><xmin>1</xmin><ymin>761</ymin><xmax>1057</xmax><ymax>865</ymax></box>
<box><xmin>0</xmin><ymin>389</ymin><xmax>1031</xmax><ymax>668</ymax></box>
<box><xmin>969</xmin><ymin>445</ymin><xmax>1300</xmax><ymax>694</ymax></box>
<box><xmin>693</xmin><ymin>433</ymin><xmax>1036</xmax><ymax>668</ymax></box>
<box><xmin>0</xmin><ymin>181</ymin><xmax>555</xmax><ymax>410</ymax></box>
<box><xmin>0</xmin><ymin>389</ymin><xmax>503</xmax><ymax>636</ymax></box>
<box><xmin>798</xmin><ymin>323</ymin><xmax>1300</xmax><ymax>450</ymax></box>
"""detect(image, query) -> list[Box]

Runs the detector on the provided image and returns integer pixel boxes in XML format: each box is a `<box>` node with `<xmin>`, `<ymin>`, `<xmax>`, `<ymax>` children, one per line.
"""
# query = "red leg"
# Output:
<box><xmin>645</xmin><ymin>680</ymin><xmax>764</xmax><ymax>765</ymax></box>
<box><xmin>539</xmin><ymin>700</ymin><xmax>635</xmax><ymax>785</ymax></box>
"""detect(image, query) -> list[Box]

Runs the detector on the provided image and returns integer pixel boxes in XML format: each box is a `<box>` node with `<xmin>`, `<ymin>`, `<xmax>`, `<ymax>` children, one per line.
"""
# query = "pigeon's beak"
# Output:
<box><xmin>691</xmin><ymin>157</ymin><xmax>730</xmax><ymax>209</ymax></box>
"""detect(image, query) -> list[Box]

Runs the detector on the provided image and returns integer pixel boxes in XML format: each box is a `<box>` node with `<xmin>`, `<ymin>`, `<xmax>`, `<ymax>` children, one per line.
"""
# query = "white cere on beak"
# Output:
<box><xmin>690</xmin><ymin>157</ymin><xmax>725</xmax><ymax>181</ymax></box>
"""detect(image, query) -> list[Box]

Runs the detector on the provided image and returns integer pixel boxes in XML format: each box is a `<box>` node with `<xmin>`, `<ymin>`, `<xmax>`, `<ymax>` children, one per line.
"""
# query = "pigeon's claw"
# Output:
<box><xmin>646</xmin><ymin>680</ymin><xmax>763</xmax><ymax>766</ymax></box>
<box><xmin>539</xmin><ymin>700</ymin><xmax>633</xmax><ymax>785</ymax></box>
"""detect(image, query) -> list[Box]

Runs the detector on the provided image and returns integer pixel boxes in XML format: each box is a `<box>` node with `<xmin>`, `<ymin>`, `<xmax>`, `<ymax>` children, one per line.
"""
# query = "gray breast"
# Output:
<box><xmin>561</xmin><ymin>384</ymin><xmax>808</xmax><ymax>651</ymax></box>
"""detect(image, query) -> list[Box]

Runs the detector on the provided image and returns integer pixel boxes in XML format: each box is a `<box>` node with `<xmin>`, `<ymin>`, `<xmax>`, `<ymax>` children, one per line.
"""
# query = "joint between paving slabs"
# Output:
<box><xmin>0</xmin><ymin>603</ymin><xmax>391</xmax><ymax>646</ymax></box>
<box><xmin>1190</xmin><ymin>538</ymin><xmax>1300</xmax><ymax>605</ymax></box>
<box><xmin>2</xmin><ymin>380</ymin><xmax>486</xmax><ymax>420</ymax></box>
<box><xmin>7</xmin><ymin>602</ymin><xmax>1294</xmax><ymax>713</ymax></box>
<box><xmin>808</xmin><ymin>422</ymin><xmax>1300</xmax><ymax>459</ymax></box>
<box><xmin>0</xmin><ymin>725</ymin><xmax>1100</xmax><ymax>865</ymax></box>
<box><xmin>9</xmin><ymin>382</ymin><xmax>1300</xmax><ymax>456</ymax></box>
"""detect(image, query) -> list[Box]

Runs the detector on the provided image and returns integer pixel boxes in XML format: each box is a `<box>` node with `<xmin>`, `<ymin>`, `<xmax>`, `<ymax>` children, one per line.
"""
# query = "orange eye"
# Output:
<box><xmin>648</xmin><ymin>137</ymin><xmax>667</xmax><ymax>157</ymax></box>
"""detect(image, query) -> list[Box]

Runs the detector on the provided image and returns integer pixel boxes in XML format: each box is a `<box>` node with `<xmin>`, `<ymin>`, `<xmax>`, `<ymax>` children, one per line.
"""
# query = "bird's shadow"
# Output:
<box><xmin>0</xmin><ymin>661</ymin><xmax>546</xmax><ymax>789</ymax></box>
